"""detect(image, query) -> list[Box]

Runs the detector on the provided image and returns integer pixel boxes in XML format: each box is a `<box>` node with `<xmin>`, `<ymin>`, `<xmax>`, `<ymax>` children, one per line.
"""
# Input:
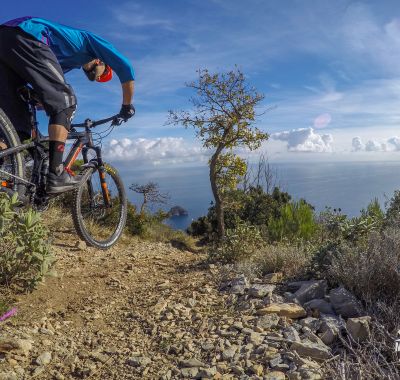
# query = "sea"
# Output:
<box><xmin>117</xmin><ymin>161</ymin><xmax>400</xmax><ymax>230</ymax></box>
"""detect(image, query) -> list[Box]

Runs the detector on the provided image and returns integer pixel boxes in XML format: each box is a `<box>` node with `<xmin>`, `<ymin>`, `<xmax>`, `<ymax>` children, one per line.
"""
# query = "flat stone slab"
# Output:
<box><xmin>329</xmin><ymin>287</ymin><xmax>364</xmax><ymax>318</ymax></box>
<box><xmin>291</xmin><ymin>340</ymin><xmax>331</xmax><ymax>361</ymax></box>
<box><xmin>288</xmin><ymin>280</ymin><xmax>327</xmax><ymax>305</ymax></box>
<box><xmin>248</xmin><ymin>284</ymin><xmax>276</xmax><ymax>298</ymax></box>
<box><xmin>304</xmin><ymin>298</ymin><xmax>335</xmax><ymax>315</ymax></box>
<box><xmin>256</xmin><ymin>303</ymin><xmax>307</xmax><ymax>319</ymax></box>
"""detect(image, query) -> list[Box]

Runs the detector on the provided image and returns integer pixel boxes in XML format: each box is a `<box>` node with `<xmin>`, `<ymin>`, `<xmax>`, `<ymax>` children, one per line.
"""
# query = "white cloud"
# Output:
<box><xmin>365</xmin><ymin>140</ymin><xmax>383</xmax><ymax>152</ymax></box>
<box><xmin>352</xmin><ymin>137</ymin><xmax>365</xmax><ymax>151</ymax></box>
<box><xmin>271</xmin><ymin>127</ymin><xmax>333</xmax><ymax>153</ymax></box>
<box><xmin>104</xmin><ymin>137</ymin><xmax>206</xmax><ymax>165</ymax></box>
<box><xmin>388</xmin><ymin>137</ymin><xmax>400</xmax><ymax>151</ymax></box>
<box><xmin>350</xmin><ymin>135</ymin><xmax>400</xmax><ymax>152</ymax></box>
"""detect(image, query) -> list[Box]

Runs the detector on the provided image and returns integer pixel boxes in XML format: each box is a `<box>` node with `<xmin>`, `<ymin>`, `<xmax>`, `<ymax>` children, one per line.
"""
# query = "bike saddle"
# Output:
<box><xmin>17</xmin><ymin>86</ymin><xmax>41</xmax><ymax>105</ymax></box>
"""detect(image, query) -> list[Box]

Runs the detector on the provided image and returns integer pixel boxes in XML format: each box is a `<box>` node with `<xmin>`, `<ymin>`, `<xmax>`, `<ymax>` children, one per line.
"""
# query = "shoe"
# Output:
<box><xmin>46</xmin><ymin>169</ymin><xmax>82</xmax><ymax>194</ymax></box>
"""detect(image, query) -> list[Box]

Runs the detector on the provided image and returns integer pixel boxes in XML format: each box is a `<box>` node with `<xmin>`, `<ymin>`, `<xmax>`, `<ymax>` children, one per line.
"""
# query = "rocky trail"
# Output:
<box><xmin>0</xmin><ymin>218</ymin><xmax>370</xmax><ymax>379</ymax></box>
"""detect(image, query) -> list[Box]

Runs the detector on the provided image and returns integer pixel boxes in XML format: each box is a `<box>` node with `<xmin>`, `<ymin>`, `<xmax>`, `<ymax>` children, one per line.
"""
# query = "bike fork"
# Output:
<box><xmin>82</xmin><ymin>147</ymin><xmax>111</xmax><ymax>208</ymax></box>
<box><xmin>95</xmin><ymin>147</ymin><xmax>111</xmax><ymax>207</ymax></box>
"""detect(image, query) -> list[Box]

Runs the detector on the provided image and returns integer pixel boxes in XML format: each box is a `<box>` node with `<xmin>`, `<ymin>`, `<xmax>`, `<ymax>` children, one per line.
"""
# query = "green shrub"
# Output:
<box><xmin>126</xmin><ymin>207</ymin><xmax>168</xmax><ymax>236</ymax></box>
<box><xmin>385</xmin><ymin>190</ymin><xmax>400</xmax><ymax>226</ymax></box>
<box><xmin>187</xmin><ymin>215</ymin><xmax>214</xmax><ymax>238</ymax></box>
<box><xmin>267</xmin><ymin>200</ymin><xmax>317</xmax><ymax>242</ymax></box>
<box><xmin>125</xmin><ymin>205</ymin><xmax>197</xmax><ymax>250</ymax></box>
<box><xmin>188</xmin><ymin>186</ymin><xmax>291</xmax><ymax>241</ymax></box>
<box><xmin>0</xmin><ymin>193</ymin><xmax>54</xmax><ymax>291</ymax></box>
<box><xmin>210</xmin><ymin>220</ymin><xmax>265</xmax><ymax>263</ymax></box>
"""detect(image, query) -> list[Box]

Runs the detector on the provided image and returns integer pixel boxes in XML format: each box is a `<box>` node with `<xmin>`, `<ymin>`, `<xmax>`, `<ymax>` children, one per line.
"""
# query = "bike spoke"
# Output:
<box><xmin>78</xmin><ymin>170</ymin><xmax>124</xmax><ymax>243</ymax></box>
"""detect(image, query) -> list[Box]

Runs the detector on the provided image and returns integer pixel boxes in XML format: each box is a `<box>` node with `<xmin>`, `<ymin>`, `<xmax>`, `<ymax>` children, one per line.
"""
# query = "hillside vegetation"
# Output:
<box><xmin>1</xmin><ymin>180</ymin><xmax>400</xmax><ymax>378</ymax></box>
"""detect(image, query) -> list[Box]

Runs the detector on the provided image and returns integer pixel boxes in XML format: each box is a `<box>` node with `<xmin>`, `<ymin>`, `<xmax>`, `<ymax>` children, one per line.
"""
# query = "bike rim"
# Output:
<box><xmin>78</xmin><ymin>169</ymin><xmax>125</xmax><ymax>245</ymax></box>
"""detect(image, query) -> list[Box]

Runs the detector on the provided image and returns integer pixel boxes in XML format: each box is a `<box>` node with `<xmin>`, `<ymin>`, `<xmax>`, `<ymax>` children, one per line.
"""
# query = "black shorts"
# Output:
<box><xmin>0</xmin><ymin>26</ymin><xmax>76</xmax><ymax>138</ymax></box>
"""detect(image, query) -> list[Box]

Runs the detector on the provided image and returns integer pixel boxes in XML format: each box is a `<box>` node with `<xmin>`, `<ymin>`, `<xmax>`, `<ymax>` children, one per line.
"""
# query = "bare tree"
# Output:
<box><xmin>129</xmin><ymin>182</ymin><xmax>169</xmax><ymax>215</ymax></box>
<box><xmin>241</xmin><ymin>154</ymin><xmax>279</xmax><ymax>194</ymax></box>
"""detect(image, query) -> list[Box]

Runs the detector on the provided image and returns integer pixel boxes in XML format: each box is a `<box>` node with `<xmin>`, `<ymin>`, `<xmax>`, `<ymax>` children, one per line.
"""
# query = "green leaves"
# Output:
<box><xmin>168</xmin><ymin>66</ymin><xmax>269</xmax><ymax>151</ymax></box>
<box><xmin>0</xmin><ymin>192</ymin><xmax>53</xmax><ymax>291</ymax></box>
<box><xmin>211</xmin><ymin>219</ymin><xmax>265</xmax><ymax>263</ymax></box>
<box><xmin>214</xmin><ymin>152</ymin><xmax>247</xmax><ymax>194</ymax></box>
<box><xmin>267</xmin><ymin>200</ymin><xmax>317</xmax><ymax>242</ymax></box>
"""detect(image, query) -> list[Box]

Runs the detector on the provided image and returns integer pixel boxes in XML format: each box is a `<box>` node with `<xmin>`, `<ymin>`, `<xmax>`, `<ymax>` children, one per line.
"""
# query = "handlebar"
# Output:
<box><xmin>71</xmin><ymin>114</ymin><xmax>123</xmax><ymax>129</ymax></box>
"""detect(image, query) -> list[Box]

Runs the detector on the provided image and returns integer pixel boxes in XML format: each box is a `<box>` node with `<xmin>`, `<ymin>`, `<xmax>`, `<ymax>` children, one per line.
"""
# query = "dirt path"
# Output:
<box><xmin>0</xmin><ymin>212</ymin><xmax>333</xmax><ymax>380</ymax></box>
<box><xmin>0</xmin><ymin>215</ymin><xmax>229</xmax><ymax>379</ymax></box>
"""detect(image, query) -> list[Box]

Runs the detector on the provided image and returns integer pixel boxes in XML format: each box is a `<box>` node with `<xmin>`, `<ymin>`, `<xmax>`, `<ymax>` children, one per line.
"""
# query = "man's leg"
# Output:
<box><xmin>48</xmin><ymin>124</ymin><xmax>68</xmax><ymax>175</ymax></box>
<box><xmin>0</xmin><ymin>58</ymin><xmax>31</xmax><ymax>143</ymax></box>
<box><xmin>0</xmin><ymin>27</ymin><xmax>80</xmax><ymax>193</ymax></box>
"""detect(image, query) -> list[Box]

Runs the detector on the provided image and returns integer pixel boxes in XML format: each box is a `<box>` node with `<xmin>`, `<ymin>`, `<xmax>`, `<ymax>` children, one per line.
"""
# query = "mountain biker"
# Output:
<box><xmin>0</xmin><ymin>16</ymin><xmax>135</xmax><ymax>194</ymax></box>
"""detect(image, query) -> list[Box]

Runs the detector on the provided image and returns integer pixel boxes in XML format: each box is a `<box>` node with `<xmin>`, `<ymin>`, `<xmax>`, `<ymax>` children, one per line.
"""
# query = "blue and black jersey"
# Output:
<box><xmin>3</xmin><ymin>16</ymin><xmax>135</xmax><ymax>83</ymax></box>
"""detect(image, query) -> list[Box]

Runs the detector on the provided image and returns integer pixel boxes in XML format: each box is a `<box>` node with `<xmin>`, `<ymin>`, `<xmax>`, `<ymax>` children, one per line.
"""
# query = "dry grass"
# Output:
<box><xmin>139</xmin><ymin>221</ymin><xmax>200</xmax><ymax>252</ymax></box>
<box><xmin>229</xmin><ymin>243</ymin><xmax>312</xmax><ymax>281</ymax></box>
<box><xmin>322</xmin><ymin>228</ymin><xmax>400</xmax><ymax>379</ymax></box>
<box><xmin>325</xmin><ymin>318</ymin><xmax>400</xmax><ymax>379</ymax></box>
<box><xmin>327</xmin><ymin>228</ymin><xmax>400</xmax><ymax>302</ymax></box>
<box><xmin>251</xmin><ymin>243</ymin><xmax>312</xmax><ymax>279</ymax></box>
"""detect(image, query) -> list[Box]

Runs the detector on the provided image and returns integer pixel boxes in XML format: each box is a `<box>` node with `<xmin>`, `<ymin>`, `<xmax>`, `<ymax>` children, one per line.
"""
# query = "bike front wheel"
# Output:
<box><xmin>0</xmin><ymin>109</ymin><xmax>26</xmax><ymax>199</ymax></box>
<box><xmin>72</xmin><ymin>164</ymin><xmax>127</xmax><ymax>249</ymax></box>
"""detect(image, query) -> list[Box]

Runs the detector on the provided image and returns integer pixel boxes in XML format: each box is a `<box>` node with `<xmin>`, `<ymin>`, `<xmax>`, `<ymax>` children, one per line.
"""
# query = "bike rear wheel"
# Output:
<box><xmin>71</xmin><ymin>164</ymin><xmax>127</xmax><ymax>249</ymax></box>
<box><xmin>0</xmin><ymin>109</ymin><xmax>26</xmax><ymax>199</ymax></box>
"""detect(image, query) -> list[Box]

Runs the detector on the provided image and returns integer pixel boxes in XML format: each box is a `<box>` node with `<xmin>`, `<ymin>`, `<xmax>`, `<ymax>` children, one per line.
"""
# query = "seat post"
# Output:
<box><xmin>28</xmin><ymin>101</ymin><xmax>39</xmax><ymax>141</ymax></box>
<box><xmin>17</xmin><ymin>86</ymin><xmax>40</xmax><ymax>141</ymax></box>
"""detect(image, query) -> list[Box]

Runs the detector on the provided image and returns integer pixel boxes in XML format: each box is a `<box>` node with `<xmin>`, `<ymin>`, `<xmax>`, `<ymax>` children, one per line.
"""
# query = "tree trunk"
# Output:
<box><xmin>140</xmin><ymin>195</ymin><xmax>147</xmax><ymax>216</ymax></box>
<box><xmin>210</xmin><ymin>146</ymin><xmax>225</xmax><ymax>239</ymax></box>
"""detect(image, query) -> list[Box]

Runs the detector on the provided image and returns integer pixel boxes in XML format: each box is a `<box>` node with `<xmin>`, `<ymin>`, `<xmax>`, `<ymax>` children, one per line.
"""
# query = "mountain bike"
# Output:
<box><xmin>0</xmin><ymin>86</ymin><xmax>128</xmax><ymax>249</ymax></box>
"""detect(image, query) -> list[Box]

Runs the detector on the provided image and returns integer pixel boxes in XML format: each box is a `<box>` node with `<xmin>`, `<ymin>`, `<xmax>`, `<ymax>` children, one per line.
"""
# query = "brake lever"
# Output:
<box><xmin>111</xmin><ymin>117</ymin><xmax>124</xmax><ymax>126</ymax></box>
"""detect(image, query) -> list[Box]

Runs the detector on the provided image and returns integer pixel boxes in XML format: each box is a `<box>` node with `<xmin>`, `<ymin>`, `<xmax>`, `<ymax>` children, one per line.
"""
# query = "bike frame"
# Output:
<box><xmin>0</xmin><ymin>91</ymin><xmax>120</xmax><ymax>207</ymax></box>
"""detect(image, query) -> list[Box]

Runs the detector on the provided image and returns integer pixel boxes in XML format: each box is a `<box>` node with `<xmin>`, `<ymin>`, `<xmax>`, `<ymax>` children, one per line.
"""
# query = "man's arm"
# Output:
<box><xmin>122</xmin><ymin>80</ymin><xmax>134</xmax><ymax>105</ymax></box>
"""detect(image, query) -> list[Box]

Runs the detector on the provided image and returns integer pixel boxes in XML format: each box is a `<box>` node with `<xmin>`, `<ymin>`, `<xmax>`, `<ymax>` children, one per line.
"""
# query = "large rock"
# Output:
<box><xmin>290</xmin><ymin>341</ymin><xmax>331</xmax><ymax>361</ymax></box>
<box><xmin>248</xmin><ymin>284</ymin><xmax>276</xmax><ymax>298</ymax></box>
<box><xmin>303</xmin><ymin>299</ymin><xmax>335</xmax><ymax>315</ymax></box>
<box><xmin>300</xmin><ymin>317</ymin><xmax>322</xmax><ymax>333</ymax></box>
<box><xmin>288</xmin><ymin>280</ymin><xmax>327</xmax><ymax>305</ymax></box>
<box><xmin>180</xmin><ymin>358</ymin><xmax>205</xmax><ymax>368</ymax></box>
<box><xmin>256</xmin><ymin>303</ymin><xmax>306</xmax><ymax>319</ymax></box>
<box><xmin>168</xmin><ymin>205</ymin><xmax>188</xmax><ymax>217</ymax></box>
<box><xmin>329</xmin><ymin>287</ymin><xmax>364</xmax><ymax>317</ymax></box>
<box><xmin>283</xmin><ymin>326</ymin><xmax>301</xmax><ymax>342</ymax></box>
<box><xmin>229</xmin><ymin>275</ymin><xmax>249</xmax><ymax>295</ymax></box>
<box><xmin>347</xmin><ymin>316</ymin><xmax>371</xmax><ymax>342</ymax></box>
<box><xmin>318</xmin><ymin>314</ymin><xmax>344</xmax><ymax>345</ymax></box>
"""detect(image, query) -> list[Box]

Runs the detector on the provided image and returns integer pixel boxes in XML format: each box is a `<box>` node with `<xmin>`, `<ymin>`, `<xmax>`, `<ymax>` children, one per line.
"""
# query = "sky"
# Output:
<box><xmin>4</xmin><ymin>1</ymin><xmax>400</xmax><ymax>166</ymax></box>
